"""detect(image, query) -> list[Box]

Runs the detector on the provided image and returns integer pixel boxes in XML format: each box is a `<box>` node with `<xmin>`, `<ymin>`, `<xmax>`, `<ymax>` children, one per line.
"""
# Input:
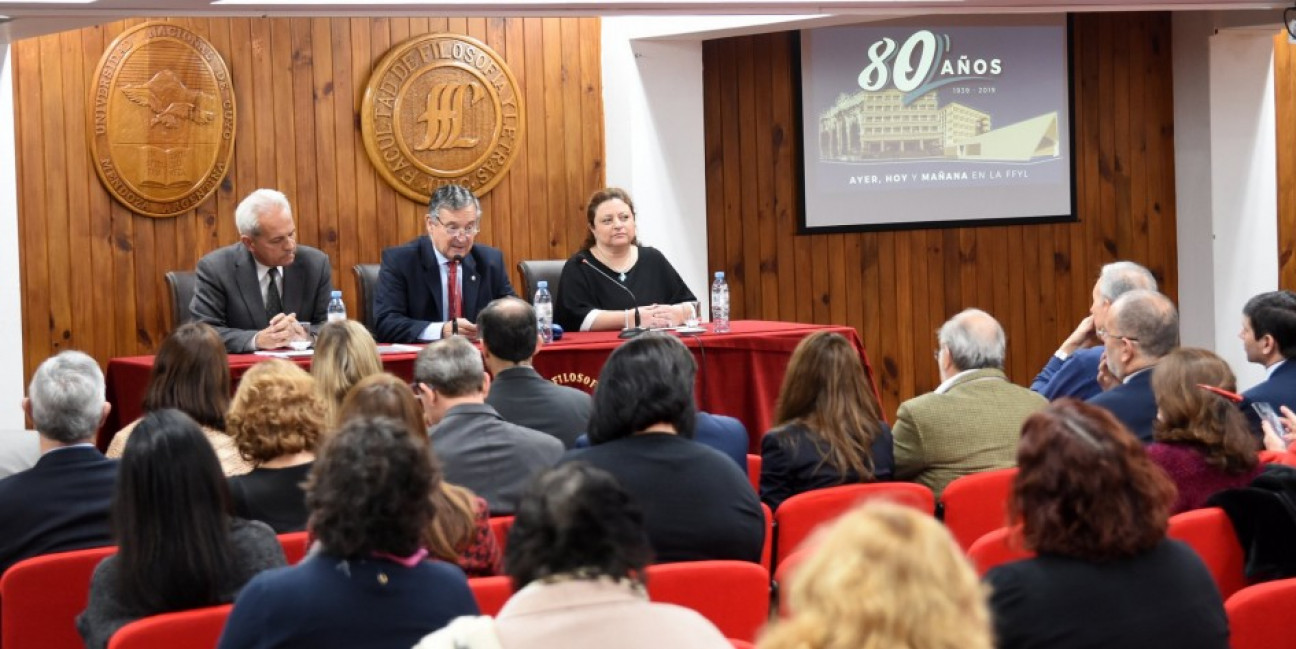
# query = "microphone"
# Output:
<box><xmin>450</xmin><ymin>254</ymin><xmax>463</xmax><ymax>337</ymax></box>
<box><xmin>579</xmin><ymin>254</ymin><xmax>645</xmax><ymax>339</ymax></box>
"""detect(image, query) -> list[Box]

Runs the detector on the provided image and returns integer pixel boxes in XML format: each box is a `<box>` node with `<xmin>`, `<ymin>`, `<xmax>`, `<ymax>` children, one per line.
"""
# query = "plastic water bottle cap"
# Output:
<box><xmin>537</xmin><ymin>280</ymin><xmax>548</xmax><ymax>289</ymax></box>
<box><xmin>331</xmin><ymin>290</ymin><xmax>342</xmax><ymax>298</ymax></box>
<box><xmin>714</xmin><ymin>271</ymin><xmax>725</xmax><ymax>279</ymax></box>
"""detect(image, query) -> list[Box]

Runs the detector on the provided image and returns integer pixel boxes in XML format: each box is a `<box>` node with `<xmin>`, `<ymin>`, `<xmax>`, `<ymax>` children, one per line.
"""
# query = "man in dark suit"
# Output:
<box><xmin>191</xmin><ymin>188</ymin><xmax>333</xmax><ymax>353</ymax></box>
<box><xmin>0</xmin><ymin>351</ymin><xmax>117</xmax><ymax>576</ymax></box>
<box><xmin>1239</xmin><ymin>291</ymin><xmax>1296</xmax><ymax>435</ymax></box>
<box><xmin>414</xmin><ymin>336</ymin><xmax>563</xmax><ymax>515</ymax></box>
<box><xmin>478</xmin><ymin>297</ymin><xmax>591</xmax><ymax>448</ymax></box>
<box><xmin>374</xmin><ymin>184</ymin><xmax>516</xmax><ymax>343</ymax></box>
<box><xmin>1087</xmin><ymin>290</ymin><xmax>1179</xmax><ymax>443</ymax></box>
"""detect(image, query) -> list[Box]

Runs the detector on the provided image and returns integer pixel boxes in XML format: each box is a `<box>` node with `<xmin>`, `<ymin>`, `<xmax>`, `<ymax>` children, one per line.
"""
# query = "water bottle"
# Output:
<box><xmin>327</xmin><ymin>290</ymin><xmax>346</xmax><ymax>322</ymax></box>
<box><xmin>535</xmin><ymin>281</ymin><xmax>554</xmax><ymax>344</ymax></box>
<box><xmin>710</xmin><ymin>272</ymin><xmax>730</xmax><ymax>334</ymax></box>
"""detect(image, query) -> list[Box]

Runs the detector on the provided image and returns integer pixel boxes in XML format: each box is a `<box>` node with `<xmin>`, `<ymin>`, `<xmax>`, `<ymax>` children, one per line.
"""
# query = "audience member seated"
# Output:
<box><xmin>337</xmin><ymin>373</ymin><xmax>501</xmax><ymax>576</ymax></box>
<box><xmin>986</xmin><ymin>400</ymin><xmax>1229</xmax><ymax>649</ymax></box>
<box><xmin>1147</xmin><ymin>348</ymin><xmax>1261</xmax><ymax>513</ymax></box>
<box><xmin>1238</xmin><ymin>290</ymin><xmax>1296</xmax><ymax>434</ymax></box>
<box><xmin>311</xmin><ymin>319</ymin><xmax>384</xmax><ymax>428</ymax></box>
<box><xmin>77</xmin><ymin>410</ymin><xmax>285</xmax><ymax>649</ymax></box>
<box><xmin>216</xmin><ymin>417</ymin><xmax>479</xmax><ymax>648</ymax></box>
<box><xmin>0</xmin><ymin>429</ymin><xmax>39</xmax><ymax>479</ymax></box>
<box><xmin>414</xmin><ymin>337</ymin><xmax>563</xmax><ymax>515</ymax></box>
<box><xmin>1032</xmin><ymin>261</ymin><xmax>1157</xmax><ymax>400</ymax></box>
<box><xmin>0</xmin><ymin>350</ymin><xmax>117</xmax><ymax>575</ymax></box>
<box><xmin>373</xmin><ymin>184</ymin><xmax>516</xmax><ymax>343</ymax></box>
<box><xmin>555</xmin><ymin>187</ymin><xmax>697</xmax><ymax>333</ymax></box>
<box><xmin>758</xmin><ymin>501</ymin><xmax>992</xmax><ymax>649</ymax></box>
<box><xmin>562</xmin><ymin>333</ymin><xmax>764</xmax><ymax>563</ymax></box>
<box><xmin>226</xmin><ymin>359</ymin><xmax>325</xmax><ymax>533</ymax></box>
<box><xmin>760</xmin><ymin>331</ymin><xmax>894</xmax><ymax>510</ymax></box>
<box><xmin>893</xmin><ymin>309</ymin><xmax>1046</xmax><ymax>498</ymax></box>
<box><xmin>479</xmin><ymin>297</ymin><xmax>592</xmax><ymax>448</ymax></box>
<box><xmin>1087</xmin><ymin>289</ymin><xmax>1180</xmax><ymax>443</ymax></box>
<box><xmin>415</xmin><ymin>463</ymin><xmax>732</xmax><ymax>649</ymax></box>
<box><xmin>106</xmin><ymin>322</ymin><xmax>252</xmax><ymax>476</ymax></box>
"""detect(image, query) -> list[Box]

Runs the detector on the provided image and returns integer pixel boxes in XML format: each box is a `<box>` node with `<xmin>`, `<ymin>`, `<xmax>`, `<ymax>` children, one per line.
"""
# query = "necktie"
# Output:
<box><xmin>265</xmin><ymin>268</ymin><xmax>284</xmax><ymax>317</ymax></box>
<box><xmin>447</xmin><ymin>260</ymin><xmax>461</xmax><ymax>322</ymax></box>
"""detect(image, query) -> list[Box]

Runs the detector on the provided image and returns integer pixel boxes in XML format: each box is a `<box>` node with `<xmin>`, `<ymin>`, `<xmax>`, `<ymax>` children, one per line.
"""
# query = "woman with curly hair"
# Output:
<box><xmin>414</xmin><ymin>463</ymin><xmax>730</xmax><ymax>649</ymax></box>
<box><xmin>217</xmin><ymin>416</ymin><xmax>479</xmax><ymax>648</ymax></box>
<box><xmin>337</xmin><ymin>373</ymin><xmax>501</xmax><ymax>576</ymax></box>
<box><xmin>311</xmin><ymin>320</ymin><xmax>384</xmax><ymax>428</ymax></box>
<box><xmin>226</xmin><ymin>359</ymin><xmax>327</xmax><ymax>533</ymax></box>
<box><xmin>106</xmin><ymin>322</ymin><xmax>252</xmax><ymax>476</ymax></box>
<box><xmin>1148</xmin><ymin>347</ymin><xmax>1261</xmax><ymax>513</ymax></box>
<box><xmin>987</xmin><ymin>400</ymin><xmax>1228</xmax><ymax>649</ymax></box>
<box><xmin>759</xmin><ymin>501</ymin><xmax>990</xmax><ymax>649</ymax></box>
<box><xmin>760</xmin><ymin>331</ymin><xmax>892</xmax><ymax>510</ymax></box>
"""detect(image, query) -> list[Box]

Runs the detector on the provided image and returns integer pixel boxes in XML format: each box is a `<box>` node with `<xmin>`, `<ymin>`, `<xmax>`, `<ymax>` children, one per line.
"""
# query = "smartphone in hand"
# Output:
<box><xmin>1253</xmin><ymin>401</ymin><xmax>1286</xmax><ymax>437</ymax></box>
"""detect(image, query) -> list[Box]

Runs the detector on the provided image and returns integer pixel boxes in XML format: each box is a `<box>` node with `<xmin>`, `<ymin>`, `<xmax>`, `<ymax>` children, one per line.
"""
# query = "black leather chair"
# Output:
<box><xmin>352</xmin><ymin>263</ymin><xmax>381</xmax><ymax>334</ymax></box>
<box><xmin>516</xmin><ymin>260</ymin><xmax>565</xmax><ymax>305</ymax></box>
<box><xmin>164</xmin><ymin>270</ymin><xmax>197</xmax><ymax>332</ymax></box>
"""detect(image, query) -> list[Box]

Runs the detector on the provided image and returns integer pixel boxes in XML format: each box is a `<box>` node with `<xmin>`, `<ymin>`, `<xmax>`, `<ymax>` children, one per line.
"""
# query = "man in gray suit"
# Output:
<box><xmin>478</xmin><ymin>297</ymin><xmax>591</xmax><ymax>448</ymax></box>
<box><xmin>191</xmin><ymin>189</ymin><xmax>333</xmax><ymax>353</ymax></box>
<box><xmin>414</xmin><ymin>336</ymin><xmax>563</xmax><ymax>515</ymax></box>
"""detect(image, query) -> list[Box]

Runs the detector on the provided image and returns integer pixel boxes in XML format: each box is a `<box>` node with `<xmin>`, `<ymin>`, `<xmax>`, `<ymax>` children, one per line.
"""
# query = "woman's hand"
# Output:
<box><xmin>1261</xmin><ymin>404</ymin><xmax>1296</xmax><ymax>452</ymax></box>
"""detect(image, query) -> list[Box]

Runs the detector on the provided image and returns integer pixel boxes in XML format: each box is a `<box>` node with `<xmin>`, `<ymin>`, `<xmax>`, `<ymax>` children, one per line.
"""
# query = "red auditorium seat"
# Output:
<box><xmin>966</xmin><ymin>526</ymin><xmax>1033</xmax><ymax>576</ymax></box>
<box><xmin>106</xmin><ymin>603</ymin><xmax>232</xmax><ymax>649</ymax></box>
<box><xmin>1226</xmin><ymin>577</ymin><xmax>1296</xmax><ymax>649</ymax></box>
<box><xmin>0</xmin><ymin>545</ymin><xmax>117</xmax><ymax>649</ymax></box>
<box><xmin>1167</xmin><ymin>507</ymin><xmax>1248</xmax><ymax>599</ymax></box>
<box><xmin>745</xmin><ymin>454</ymin><xmax>761</xmax><ymax>494</ymax></box>
<box><xmin>489</xmin><ymin>516</ymin><xmax>514</xmax><ymax>555</ymax></box>
<box><xmin>468</xmin><ymin>575</ymin><xmax>514</xmax><ymax>617</ymax></box>
<box><xmin>773</xmin><ymin>482</ymin><xmax>935</xmax><ymax>565</ymax></box>
<box><xmin>646</xmin><ymin>560</ymin><xmax>771</xmax><ymax>643</ymax></box>
<box><xmin>940</xmin><ymin>467</ymin><xmax>1018</xmax><ymax>551</ymax></box>
<box><xmin>276</xmin><ymin>531</ymin><xmax>310</xmax><ymax>564</ymax></box>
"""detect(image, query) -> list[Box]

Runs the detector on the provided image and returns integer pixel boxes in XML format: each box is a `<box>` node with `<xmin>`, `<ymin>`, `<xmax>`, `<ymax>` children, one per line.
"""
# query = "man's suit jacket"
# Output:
<box><xmin>191</xmin><ymin>242</ymin><xmax>333</xmax><ymax>352</ymax></box>
<box><xmin>0</xmin><ymin>446</ymin><xmax>117</xmax><ymax>575</ymax></box>
<box><xmin>428</xmin><ymin>403</ymin><xmax>563</xmax><ymax>515</ymax></box>
<box><xmin>694</xmin><ymin>412</ymin><xmax>749</xmax><ymax>470</ymax></box>
<box><xmin>484</xmin><ymin>366</ymin><xmax>591</xmax><ymax>448</ymax></box>
<box><xmin>374</xmin><ymin>238</ymin><xmax>516</xmax><ymax>343</ymax></box>
<box><xmin>1031</xmin><ymin>346</ymin><xmax>1104</xmax><ymax>401</ymax></box>
<box><xmin>893</xmin><ymin>368</ymin><xmax>1047</xmax><ymax>498</ymax></box>
<box><xmin>1087</xmin><ymin>368</ymin><xmax>1157</xmax><ymax>443</ymax></box>
<box><xmin>1242</xmin><ymin>360</ymin><xmax>1296</xmax><ymax>436</ymax></box>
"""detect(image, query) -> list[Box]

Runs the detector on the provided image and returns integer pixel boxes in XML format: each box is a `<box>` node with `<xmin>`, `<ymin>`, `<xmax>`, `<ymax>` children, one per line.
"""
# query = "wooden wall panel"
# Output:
<box><xmin>1277</xmin><ymin>32</ymin><xmax>1296</xmax><ymax>289</ymax></box>
<box><xmin>15</xmin><ymin>16</ymin><xmax>603</xmax><ymax>381</ymax></box>
<box><xmin>703</xmin><ymin>13</ymin><xmax>1179</xmax><ymax>418</ymax></box>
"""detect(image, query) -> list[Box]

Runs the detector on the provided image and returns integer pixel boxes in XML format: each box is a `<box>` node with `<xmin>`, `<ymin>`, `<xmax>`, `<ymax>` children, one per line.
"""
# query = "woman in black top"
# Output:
<box><xmin>555</xmin><ymin>187</ymin><xmax>696</xmax><ymax>332</ymax></box>
<box><xmin>760</xmin><ymin>331</ymin><xmax>893</xmax><ymax>510</ymax></box>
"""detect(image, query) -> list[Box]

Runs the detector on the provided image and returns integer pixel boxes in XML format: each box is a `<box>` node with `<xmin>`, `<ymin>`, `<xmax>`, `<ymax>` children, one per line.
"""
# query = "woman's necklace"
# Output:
<box><xmin>594</xmin><ymin>246</ymin><xmax>637</xmax><ymax>282</ymax></box>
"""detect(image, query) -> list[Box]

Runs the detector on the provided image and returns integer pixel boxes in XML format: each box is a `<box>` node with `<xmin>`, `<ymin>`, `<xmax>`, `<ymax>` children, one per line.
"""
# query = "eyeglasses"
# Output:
<box><xmin>1097</xmin><ymin>328</ymin><xmax>1140</xmax><ymax>344</ymax></box>
<box><xmin>430</xmin><ymin>217</ymin><xmax>480</xmax><ymax>238</ymax></box>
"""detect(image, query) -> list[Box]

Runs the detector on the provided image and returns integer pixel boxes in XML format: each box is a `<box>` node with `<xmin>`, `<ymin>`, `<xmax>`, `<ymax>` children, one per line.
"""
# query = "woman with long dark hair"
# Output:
<box><xmin>77</xmin><ymin>410</ymin><xmax>285</xmax><ymax>649</ymax></box>
<box><xmin>760</xmin><ymin>331</ymin><xmax>892</xmax><ymax>509</ymax></box>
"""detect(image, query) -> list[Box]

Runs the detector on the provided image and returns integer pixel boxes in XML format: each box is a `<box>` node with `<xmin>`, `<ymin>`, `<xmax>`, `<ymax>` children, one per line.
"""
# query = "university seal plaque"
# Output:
<box><xmin>361</xmin><ymin>34</ymin><xmax>524</xmax><ymax>202</ymax></box>
<box><xmin>89</xmin><ymin>22</ymin><xmax>235</xmax><ymax>218</ymax></box>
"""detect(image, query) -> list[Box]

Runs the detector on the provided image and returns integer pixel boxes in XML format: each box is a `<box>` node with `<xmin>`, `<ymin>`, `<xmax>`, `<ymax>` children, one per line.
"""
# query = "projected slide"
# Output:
<box><xmin>800</xmin><ymin>15</ymin><xmax>1074</xmax><ymax>232</ymax></box>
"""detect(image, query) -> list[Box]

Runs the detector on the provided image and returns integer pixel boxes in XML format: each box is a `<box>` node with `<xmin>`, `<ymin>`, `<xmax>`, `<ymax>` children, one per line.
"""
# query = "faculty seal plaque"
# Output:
<box><xmin>89</xmin><ymin>22</ymin><xmax>236</xmax><ymax>218</ymax></box>
<box><xmin>361</xmin><ymin>33</ymin><xmax>524</xmax><ymax>203</ymax></box>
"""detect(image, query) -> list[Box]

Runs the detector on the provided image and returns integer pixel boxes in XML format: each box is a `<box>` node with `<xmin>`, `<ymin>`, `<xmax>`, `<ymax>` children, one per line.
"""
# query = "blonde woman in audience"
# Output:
<box><xmin>759</xmin><ymin>501</ymin><xmax>991</xmax><ymax>649</ymax></box>
<box><xmin>336</xmin><ymin>373</ymin><xmax>502</xmax><ymax>576</ymax></box>
<box><xmin>311</xmin><ymin>320</ymin><xmax>383</xmax><ymax>428</ymax></box>
<box><xmin>107</xmin><ymin>322</ymin><xmax>252</xmax><ymax>475</ymax></box>
<box><xmin>226</xmin><ymin>359</ymin><xmax>326</xmax><ymax>533</ymax></box>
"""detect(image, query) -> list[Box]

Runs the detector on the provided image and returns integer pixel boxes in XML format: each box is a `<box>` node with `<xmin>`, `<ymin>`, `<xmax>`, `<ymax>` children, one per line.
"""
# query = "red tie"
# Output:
<box><xmin>447</xmin><ymin>260</ymin><xmax>461</xmax><ymax>321</ymax></box>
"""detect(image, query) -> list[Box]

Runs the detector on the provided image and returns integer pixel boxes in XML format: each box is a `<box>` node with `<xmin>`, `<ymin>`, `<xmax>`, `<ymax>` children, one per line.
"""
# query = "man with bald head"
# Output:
<box><xmin>893</xmin><ymin>309</ymin><xmax>1047</xmax><ymax>497</ymax></box>
<box><xmin>1086</xmin><ymin>289</ymin><xmax>1180</xmax><ymax>443</ymax></box>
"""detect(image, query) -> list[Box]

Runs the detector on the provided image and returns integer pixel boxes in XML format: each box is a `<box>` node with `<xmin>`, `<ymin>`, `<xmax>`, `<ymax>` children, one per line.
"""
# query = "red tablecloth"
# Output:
<box><xmin>101</xmin><ymin>320</ymin><xmax>879</xmax><ymax>453</ymax></box>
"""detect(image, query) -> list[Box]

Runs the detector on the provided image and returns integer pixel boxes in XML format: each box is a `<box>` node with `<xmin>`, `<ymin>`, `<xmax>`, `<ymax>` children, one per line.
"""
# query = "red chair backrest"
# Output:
<box><xmin>772</xmin><ymin>546</ymin><xmax>813</xmax><ymax>618</ymax></box>
<box><xmin>773</xmin><ymin>483</ymin><xmax>935</xmax><ymax>564</ymax></box>
<box><xmin>759</xmin><ymin>503</ymin><xmax>773</xmax><ymax>572</ymax></box>
<box><xmin>940</xmin><ymin>467</ymin><xmax>1018</xmax><ymax>551</ymax></box>
<box><xmin>0</xmin><ymin>545</ymin><xmax>117</xmax><ymax>649</ymax></box>
<box><xmin>277</xmin><ymin>531</ymin><xmax>310</xmax><ymax>564</ymax></box>
<box><xmin>745</xmin><ymin>454</ymin><xmax>761</xmax><ymax>494</ymax></box>
<box><xmin>489</xmin><ymin>516</ymin><xmax>515</xmax><ymax>556</ymax></box>
<box><xmin>106</xmin><ymin>604</ymin><xmax>232</xmax><ymax>649</ymax></box>
<box><xmin>1258</xmin><ymin>450</ymin><xmax>1296</xmax><ymax>467</ymax></box>
<box><xmin>967</xmin><ymin>526</ymin><xmax>1034</xmax><ymax>576</ymax></box>
<box><xmin>728</xmin><ymin>640</ymin><xmax>756</xmax><ymax>649</ymax></box>
<box><xmin>1226</xmin><ymin>577</ymin><xmax>1296</xmax><ymax>649</ymax></box>
<box><xmin>468</xmin><ymin>575</ymin><xmax>513</xmax><ymax>617</ymax></box>
<box><xmin>1167</xmin><ymin>507</ymin><xmax>1247</xmax><ymax>599</ymax></box>
<box><xmin>646</xmin><ymin>560</ymin><xmax>771</xmax><ymax>642</ymax></box>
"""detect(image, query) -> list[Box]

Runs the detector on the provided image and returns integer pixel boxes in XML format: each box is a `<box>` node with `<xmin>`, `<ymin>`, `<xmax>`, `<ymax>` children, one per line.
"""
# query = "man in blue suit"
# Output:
<box><xmin>1087</xmin><ymin>290</ymin><xmax>1179</xmax><ymax>443</ymax></box>
<box><xmin>0</xmin><ymin>351</ymin><xmax>117</xmax><ymax>576</ymax></box>
<box><xmin>374</xmin><ymin>184</ymin><xmax>516</xmax><ymax>343</ymax></box>
<box><xmin>1239</xmin><ymin>290</ymin><xmax>1296</xmax><ymax>435</ymax></box>
<box><xmin>1031</xmin><ymin>261</ymin><xmax>1158</xmax><ymax>401</ymax></box>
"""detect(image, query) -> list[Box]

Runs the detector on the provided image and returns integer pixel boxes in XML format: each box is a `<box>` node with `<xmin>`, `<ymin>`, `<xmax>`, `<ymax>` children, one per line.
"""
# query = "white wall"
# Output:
<box><xmin>0</xmin><ymin>44</ymin><xmax>26</xmax><ymax>429</ymax></box>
